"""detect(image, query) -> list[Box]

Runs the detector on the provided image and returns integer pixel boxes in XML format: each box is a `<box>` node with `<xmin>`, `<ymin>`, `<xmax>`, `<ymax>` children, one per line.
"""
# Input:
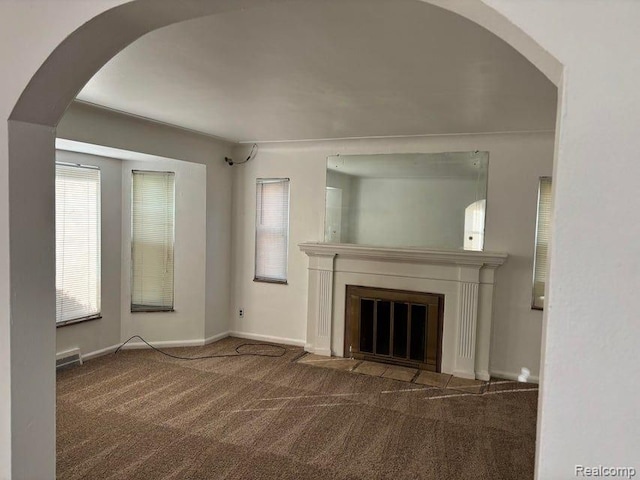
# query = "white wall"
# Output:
<box><xmin>231</xmin><ymin>131</ymin><xmax>554</xmax><ymax>379</ymax></box>
<box><xmin>349</xmin><ymin>176</ymin><xmax>479</xmax><ymax>248</ymax></box>
<box><xmin>480</xmin><ymin>2</ymin><xmax>640</xmax><ymax>477</ymax></box>
<box><xmin>230</xmin><ymin>152</ymin><xmax>319</xmax><ymax>344</ymax></box>
<box><xmin>55</xmin><ymin>151</ymin><xmax>122</xmax><ymax>357</ymax></box>
<box><xmin>120</xmin><ymin>158</ymin><xmax>207</xmax><ymax>343</ymax></box>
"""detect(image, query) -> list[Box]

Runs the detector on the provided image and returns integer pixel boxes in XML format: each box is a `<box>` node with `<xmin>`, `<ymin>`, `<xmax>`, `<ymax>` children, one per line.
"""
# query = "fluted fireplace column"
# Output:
<box><xmin>304</xmin><ymin>252</ymin><xmax>336</xmax><ymax>356</ymax></box>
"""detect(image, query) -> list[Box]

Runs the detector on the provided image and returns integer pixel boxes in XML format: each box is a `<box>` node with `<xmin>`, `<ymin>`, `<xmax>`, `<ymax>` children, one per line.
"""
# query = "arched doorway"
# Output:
<box><xmin>5</xmin><ymin>1</ymin><xmax>561</xmax><ymax>478</ymax></box>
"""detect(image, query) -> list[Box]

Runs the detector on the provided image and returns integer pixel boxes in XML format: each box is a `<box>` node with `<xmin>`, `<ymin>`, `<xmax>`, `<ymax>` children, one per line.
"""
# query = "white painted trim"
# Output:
<box><xmin>119</xmin><ymin>338</ymin><xmax>207</xmax><ymax>350</ymax></box>
<box><xmin>78</xmin><ymin>331</ymin><xmax>297</xmax><ymax>363</ymax></box>
<box><xmin>475</xmin><ymin>370</ymin><xmax>491</xmax><ymax>381</ymax></box>
<box><xmin>56</xmin><ymin>348</ymin><xmax>82</xmax><ymax>361</ymax></box>
<box><xmin>239</xmin><ymin>129</ymin><xmax>556</xmax><ymax>145</ymax></box>
<box><xmin>229</xmin><ymin>331</ymin><xmax>305</xmax><ymax>347</ymax></box>
<box><xmin>204</xmin><ymin>331</ymin><xmax>230</xmax><ymax>345</ymax></box>
<box><xmin>490</xmin><ymin>369</ymin><xmax>539</xmax><ymax>384</ymax></box>
<box><xmin>81</xmin><ymin>344</ymin><xmax>120</xmax><ymax>361</ymax></box>
<box><xmin>299</xmin><ymin>242</ymin><xmax>508</xmax><ymax>267</ymax></box>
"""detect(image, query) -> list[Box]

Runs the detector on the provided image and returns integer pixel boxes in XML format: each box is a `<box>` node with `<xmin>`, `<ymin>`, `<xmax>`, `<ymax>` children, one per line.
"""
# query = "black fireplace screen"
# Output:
<box><xmin>345</xmin><ymin>286</ymin><xmax>443</xmax><ymax>372</ymax></box>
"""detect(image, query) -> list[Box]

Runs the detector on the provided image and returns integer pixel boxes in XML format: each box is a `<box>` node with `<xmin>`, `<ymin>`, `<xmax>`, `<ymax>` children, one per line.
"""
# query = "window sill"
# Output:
<box><xmin>56</xmin><ymin>314</ymin><xmax>102</xmax><ymax>328</ymax></box>
<box><xmin>253</xmin><ymin>278</ymin><xmax>288</xmax><ymax>285</ymax></box>
<box><xmin>131</xmin><ymin>307</ymin><xmax>175</xmax><ymax>313</ymax></box>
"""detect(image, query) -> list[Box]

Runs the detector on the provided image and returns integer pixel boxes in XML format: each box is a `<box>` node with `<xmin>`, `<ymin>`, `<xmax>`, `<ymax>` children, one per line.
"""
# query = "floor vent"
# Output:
<box><xmin>56</xmin><ymin>348</ymin><xmax>83</xmax><ymax>369</ymax></box>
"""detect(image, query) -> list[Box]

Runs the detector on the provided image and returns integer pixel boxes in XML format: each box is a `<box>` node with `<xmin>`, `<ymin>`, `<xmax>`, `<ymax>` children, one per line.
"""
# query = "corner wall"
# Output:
<box><xmin>230</xmin><ymin>132</ymin><xmax>554</xmax><ymax>379</ymax></box>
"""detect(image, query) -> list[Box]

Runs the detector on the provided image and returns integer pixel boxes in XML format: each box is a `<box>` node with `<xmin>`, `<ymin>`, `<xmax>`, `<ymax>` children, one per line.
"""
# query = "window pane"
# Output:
<box><xmin>532</xmin><ymin>177</ymin><xmax>552</xmax><ymax>309</ymax></box>
<box><xmin>56</xmin><ymin>163</ymin><xmax>101</xmax><ymax>323</ymax></box>
<box><xmin>131</xmin><ymin>171</ymin><xmax>175</xmax><ymax>311</ymax></box>
<box><xmin>255</xmin><ymin>178</ymin><xmax>290</xmax><ymax>282</ymax></box>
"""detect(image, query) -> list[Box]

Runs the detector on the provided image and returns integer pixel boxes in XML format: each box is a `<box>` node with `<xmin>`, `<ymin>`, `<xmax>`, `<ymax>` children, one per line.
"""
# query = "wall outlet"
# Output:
<box><xmin>239</xmin><ymin>308</ymin><xmax>244</xmax><ymax>318</ymax></box>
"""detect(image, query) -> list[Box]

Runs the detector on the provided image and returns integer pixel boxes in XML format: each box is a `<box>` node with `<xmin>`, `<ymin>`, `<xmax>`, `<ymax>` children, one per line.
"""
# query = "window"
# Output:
<box><xmin>532</xmin><ymin>177</ymin><xmax>552</xmax><ymax>310</ymax></box>
<box><xmin>131</xmin><ymin>170</ymin><xmax>175</xmax><ymax>312</ymax></box>
<box><xmin>55</xmin><ymin>163</ymin><xmax>101</xmax><ymax>325</ymax></box>
<box><xmin>255</xmin><ymin>178</ymin><xmax>290</xmax><ymax>283</ymax></box>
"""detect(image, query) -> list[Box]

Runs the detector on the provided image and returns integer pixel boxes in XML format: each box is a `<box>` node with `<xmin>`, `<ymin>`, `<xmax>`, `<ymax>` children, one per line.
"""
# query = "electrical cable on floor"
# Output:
<box><xmin>114</xmin><ymin>335</ymin><xmax>287</xmax><ymax>360</ymax></box>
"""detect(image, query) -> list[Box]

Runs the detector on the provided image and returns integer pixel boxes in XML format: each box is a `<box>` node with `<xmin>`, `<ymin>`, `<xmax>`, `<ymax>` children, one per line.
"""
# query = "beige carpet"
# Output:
<box><xmin>57</xmin><ymin>337</ymin><xmax>538</xmax><ymax>479</ymax></box>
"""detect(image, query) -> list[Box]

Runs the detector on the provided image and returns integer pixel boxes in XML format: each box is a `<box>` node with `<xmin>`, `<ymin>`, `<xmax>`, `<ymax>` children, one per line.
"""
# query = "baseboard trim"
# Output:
<box><xmin>490</xmin><ymin>369</ymin><xmax>539</xmax><ymax>384</ymax></box>
<box><xmin>475</xmin><ymin>370</ymin><xmax>491</xmax><ymax>381</ymax></box>
<box><xmin>229</xmin><ymin>331</ymin><xmax>305</xmax><ymax>347</ymax></box>
<box><xmin>204</xmin><ymin>331</ymin><xmax>230</xmax><ymax>345</ymax></box>
<box><xmin>81</xmin><ymin>344</ymin><xmax>120</xmax><ymax>361</ymax></box>
<box><xmin>79</xmin><ymin>331</ymin><xmax>303</xmax><ymax>362</ymax></box>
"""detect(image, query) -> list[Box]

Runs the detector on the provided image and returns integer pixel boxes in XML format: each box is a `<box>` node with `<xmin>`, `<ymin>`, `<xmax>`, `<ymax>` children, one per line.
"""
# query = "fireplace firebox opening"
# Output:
<box><xmin>345</xmin><ymin>285</ymin><xmax>444</xmax><ymax>372</ymax></box>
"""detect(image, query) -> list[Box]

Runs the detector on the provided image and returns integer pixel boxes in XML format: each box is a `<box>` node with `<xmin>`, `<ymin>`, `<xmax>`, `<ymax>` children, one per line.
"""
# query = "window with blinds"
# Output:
<box><xmin>255</xmin><ymin>178</ymin><xmax>290</xmax><ymax>283</ymax></box>
<box><xmin>55</xmin><ymin>163</ymin><xmax>101</xmax><ymax>325</ymax></box>
<box><xmin>131</xmin><ymin>170</ymin><xmax>175</xmax><ymax>312</ymax></box>
<box><xmin>532</xmin><ymin>177</ymin><xmax>552</xmax><ymax>310</ymax></box>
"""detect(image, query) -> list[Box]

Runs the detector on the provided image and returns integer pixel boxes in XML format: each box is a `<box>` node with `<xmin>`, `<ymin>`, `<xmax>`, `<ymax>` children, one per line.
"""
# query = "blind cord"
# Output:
<box><xmin>115</xmin><ymin>335</ymin><xmax>287</xmax><ymax>360</ymax></box>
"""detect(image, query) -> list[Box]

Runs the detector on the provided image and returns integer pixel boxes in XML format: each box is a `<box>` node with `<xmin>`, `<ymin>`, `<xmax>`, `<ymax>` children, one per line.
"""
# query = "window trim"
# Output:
<box><xmin>130</xmin><ymin>169</ymin><xmax>176</xmax><ymax>313</ymax></box>
<box><xmin>56</xmin><ymin>314</ymin><xmax>102</xmax><ymax>329</ymax></box>
<box><xmin>532</xmin><ymin>176</ymin><xmax>552</xmax><ymax>311</ymax></box>
<box><xmin>254</xmin><ymin>177</ymin><xmax>290</xmax><ymax>284</ymax></box>
<box><xmin>55</xmin><ymin>161</ymin><xmax>102</xmax><ymax>325</ymax></box>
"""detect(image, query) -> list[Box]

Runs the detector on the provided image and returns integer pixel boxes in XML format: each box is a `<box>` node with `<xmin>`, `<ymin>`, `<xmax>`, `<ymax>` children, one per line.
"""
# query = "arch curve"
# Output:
<box><xmin>10</xmin><ymin>0</ymin><xmax>561</xmax><ymax>127</ymax></box>
<box><xmin>5</xmin><ymin>1</ymin><xmax>561</xmax><ymax>478</ymax></box>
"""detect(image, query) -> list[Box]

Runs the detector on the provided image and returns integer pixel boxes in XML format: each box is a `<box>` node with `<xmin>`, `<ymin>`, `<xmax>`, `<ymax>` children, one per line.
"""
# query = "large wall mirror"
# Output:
<box><xmin>325</xmin><ymin>152</ymin><xmax>489</xmax><ymax>251</ymax></box>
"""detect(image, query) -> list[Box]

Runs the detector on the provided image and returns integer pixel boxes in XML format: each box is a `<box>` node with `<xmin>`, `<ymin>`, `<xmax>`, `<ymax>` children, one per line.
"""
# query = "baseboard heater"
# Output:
<box><xmin>56</xmin><ymin>348</ymin><xmax>83</xmax><ymax>369</ymax></box>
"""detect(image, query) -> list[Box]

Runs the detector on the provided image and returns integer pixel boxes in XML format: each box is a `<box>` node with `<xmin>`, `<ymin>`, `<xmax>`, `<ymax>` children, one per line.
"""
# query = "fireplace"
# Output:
<box><xmin>345</xmin><ymin>286</ymin><xmax>444</xmax><ymax>372</ymax></box>
<box><xmin>299</xmin><ymin>243</ymin><xmax>507</xmax><ymax>379</ymax></box>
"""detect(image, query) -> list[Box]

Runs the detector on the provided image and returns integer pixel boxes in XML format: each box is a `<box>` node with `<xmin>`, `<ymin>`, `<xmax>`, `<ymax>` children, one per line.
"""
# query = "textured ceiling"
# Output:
<box><xmin>77</xmin><ymin>0</ymin><xmax>557</xmax><ymax>143</ymax></box>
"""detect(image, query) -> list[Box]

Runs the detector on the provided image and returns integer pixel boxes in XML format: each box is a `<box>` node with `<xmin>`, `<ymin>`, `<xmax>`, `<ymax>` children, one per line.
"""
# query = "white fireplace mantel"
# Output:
<box><xmin>299</xmin><ymin>242</ymin><xmax>508</xmax><ymax>380</ymax></box>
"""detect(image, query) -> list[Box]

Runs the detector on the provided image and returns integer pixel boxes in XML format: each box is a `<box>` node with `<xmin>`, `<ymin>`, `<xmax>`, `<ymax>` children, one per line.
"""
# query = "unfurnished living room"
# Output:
<box><xmin>1</xmin><ymin>1</ymin><xmax>640</xmax><ymax>480</ymax></box>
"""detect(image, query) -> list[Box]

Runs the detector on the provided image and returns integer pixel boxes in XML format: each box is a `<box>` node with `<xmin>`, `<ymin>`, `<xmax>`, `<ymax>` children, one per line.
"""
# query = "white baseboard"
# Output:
<box><xmin>77</xmin><ymin>335</ymin><xmax>538</xmax><ymax>385</ymax></box>
<box><xmin>80</xmin><ymin>334</ymin><xmax>229</xmax><ymax>363</ymax></box>
<box><xmin>490</xmin><ymin>369</ymin><xmax>539</xmax><ymax>384</ymax></box>
<box><xmin>204</xmin><ymin>331</ymin><xmax>230</xmax><ymax>345</ymax></box>
<box><xmin>229</xmin><ymin>331</ymin><xmax>305</xmax><ymax>347</ymax></box>
<box><xmin>119</xmin><ymin>338</ymin><xmax>206</xmax><ymax>350</ymax></box>
<box><xmin>78</xmin><ymin>330</ymin><xmax>302</xmax><ymax>363</ymax></box>
<box><xmin>81</xmin><ymin>344</ymin><xmax>120</xmax><ymax>361</ymax></box>
<box><xmin>475</xmin><ymin>370</ymin><xmax>491</xmax><ymax>381</ymax></box>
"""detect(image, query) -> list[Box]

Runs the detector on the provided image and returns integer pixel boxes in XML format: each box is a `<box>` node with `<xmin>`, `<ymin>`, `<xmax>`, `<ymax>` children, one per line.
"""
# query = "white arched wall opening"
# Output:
<box><xmin>4</xmin><ymin>1</ymin><xmax>640</xmax><ymax>479</ymax></box>
<box><xmin>2</xmin><ymin>2</ymin><xmax>560</xmax><ymax>479</ymax></box>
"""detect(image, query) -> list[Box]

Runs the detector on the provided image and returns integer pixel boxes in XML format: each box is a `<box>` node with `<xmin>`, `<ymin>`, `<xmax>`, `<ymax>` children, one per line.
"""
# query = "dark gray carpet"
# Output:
<box><xmin>57</xmin><ymin>337</ymin><xmax>537</xmax><ymax>479</ymax></box>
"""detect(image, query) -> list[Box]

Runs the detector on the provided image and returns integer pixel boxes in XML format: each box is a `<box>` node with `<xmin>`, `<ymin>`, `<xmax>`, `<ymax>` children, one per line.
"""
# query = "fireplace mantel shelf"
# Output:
<box><xmin>299</xmin><ymin>242</ymin><xmax>508</xmax><ymax>268</ymax></box>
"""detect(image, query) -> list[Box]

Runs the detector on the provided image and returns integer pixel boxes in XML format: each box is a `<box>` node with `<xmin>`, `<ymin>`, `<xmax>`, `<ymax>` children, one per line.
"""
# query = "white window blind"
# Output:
<box><xmin>131</xmin><ymin>170</ymin><xmax>175</xmax><ymax>312</ymax></box>
<box><xmin>55</xmin><ymin>163</ymin><xmax>101</xmax><ymax>324</ymax></box>
<box><xmin>532</xmin><ymin>177</ymin><xmax>552</xmax><ymax>309</ymax></box>
<box><xmin>255</xmin><ymin>178</ymin><xmax>290</xmax><ymax>283</ymax></box>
